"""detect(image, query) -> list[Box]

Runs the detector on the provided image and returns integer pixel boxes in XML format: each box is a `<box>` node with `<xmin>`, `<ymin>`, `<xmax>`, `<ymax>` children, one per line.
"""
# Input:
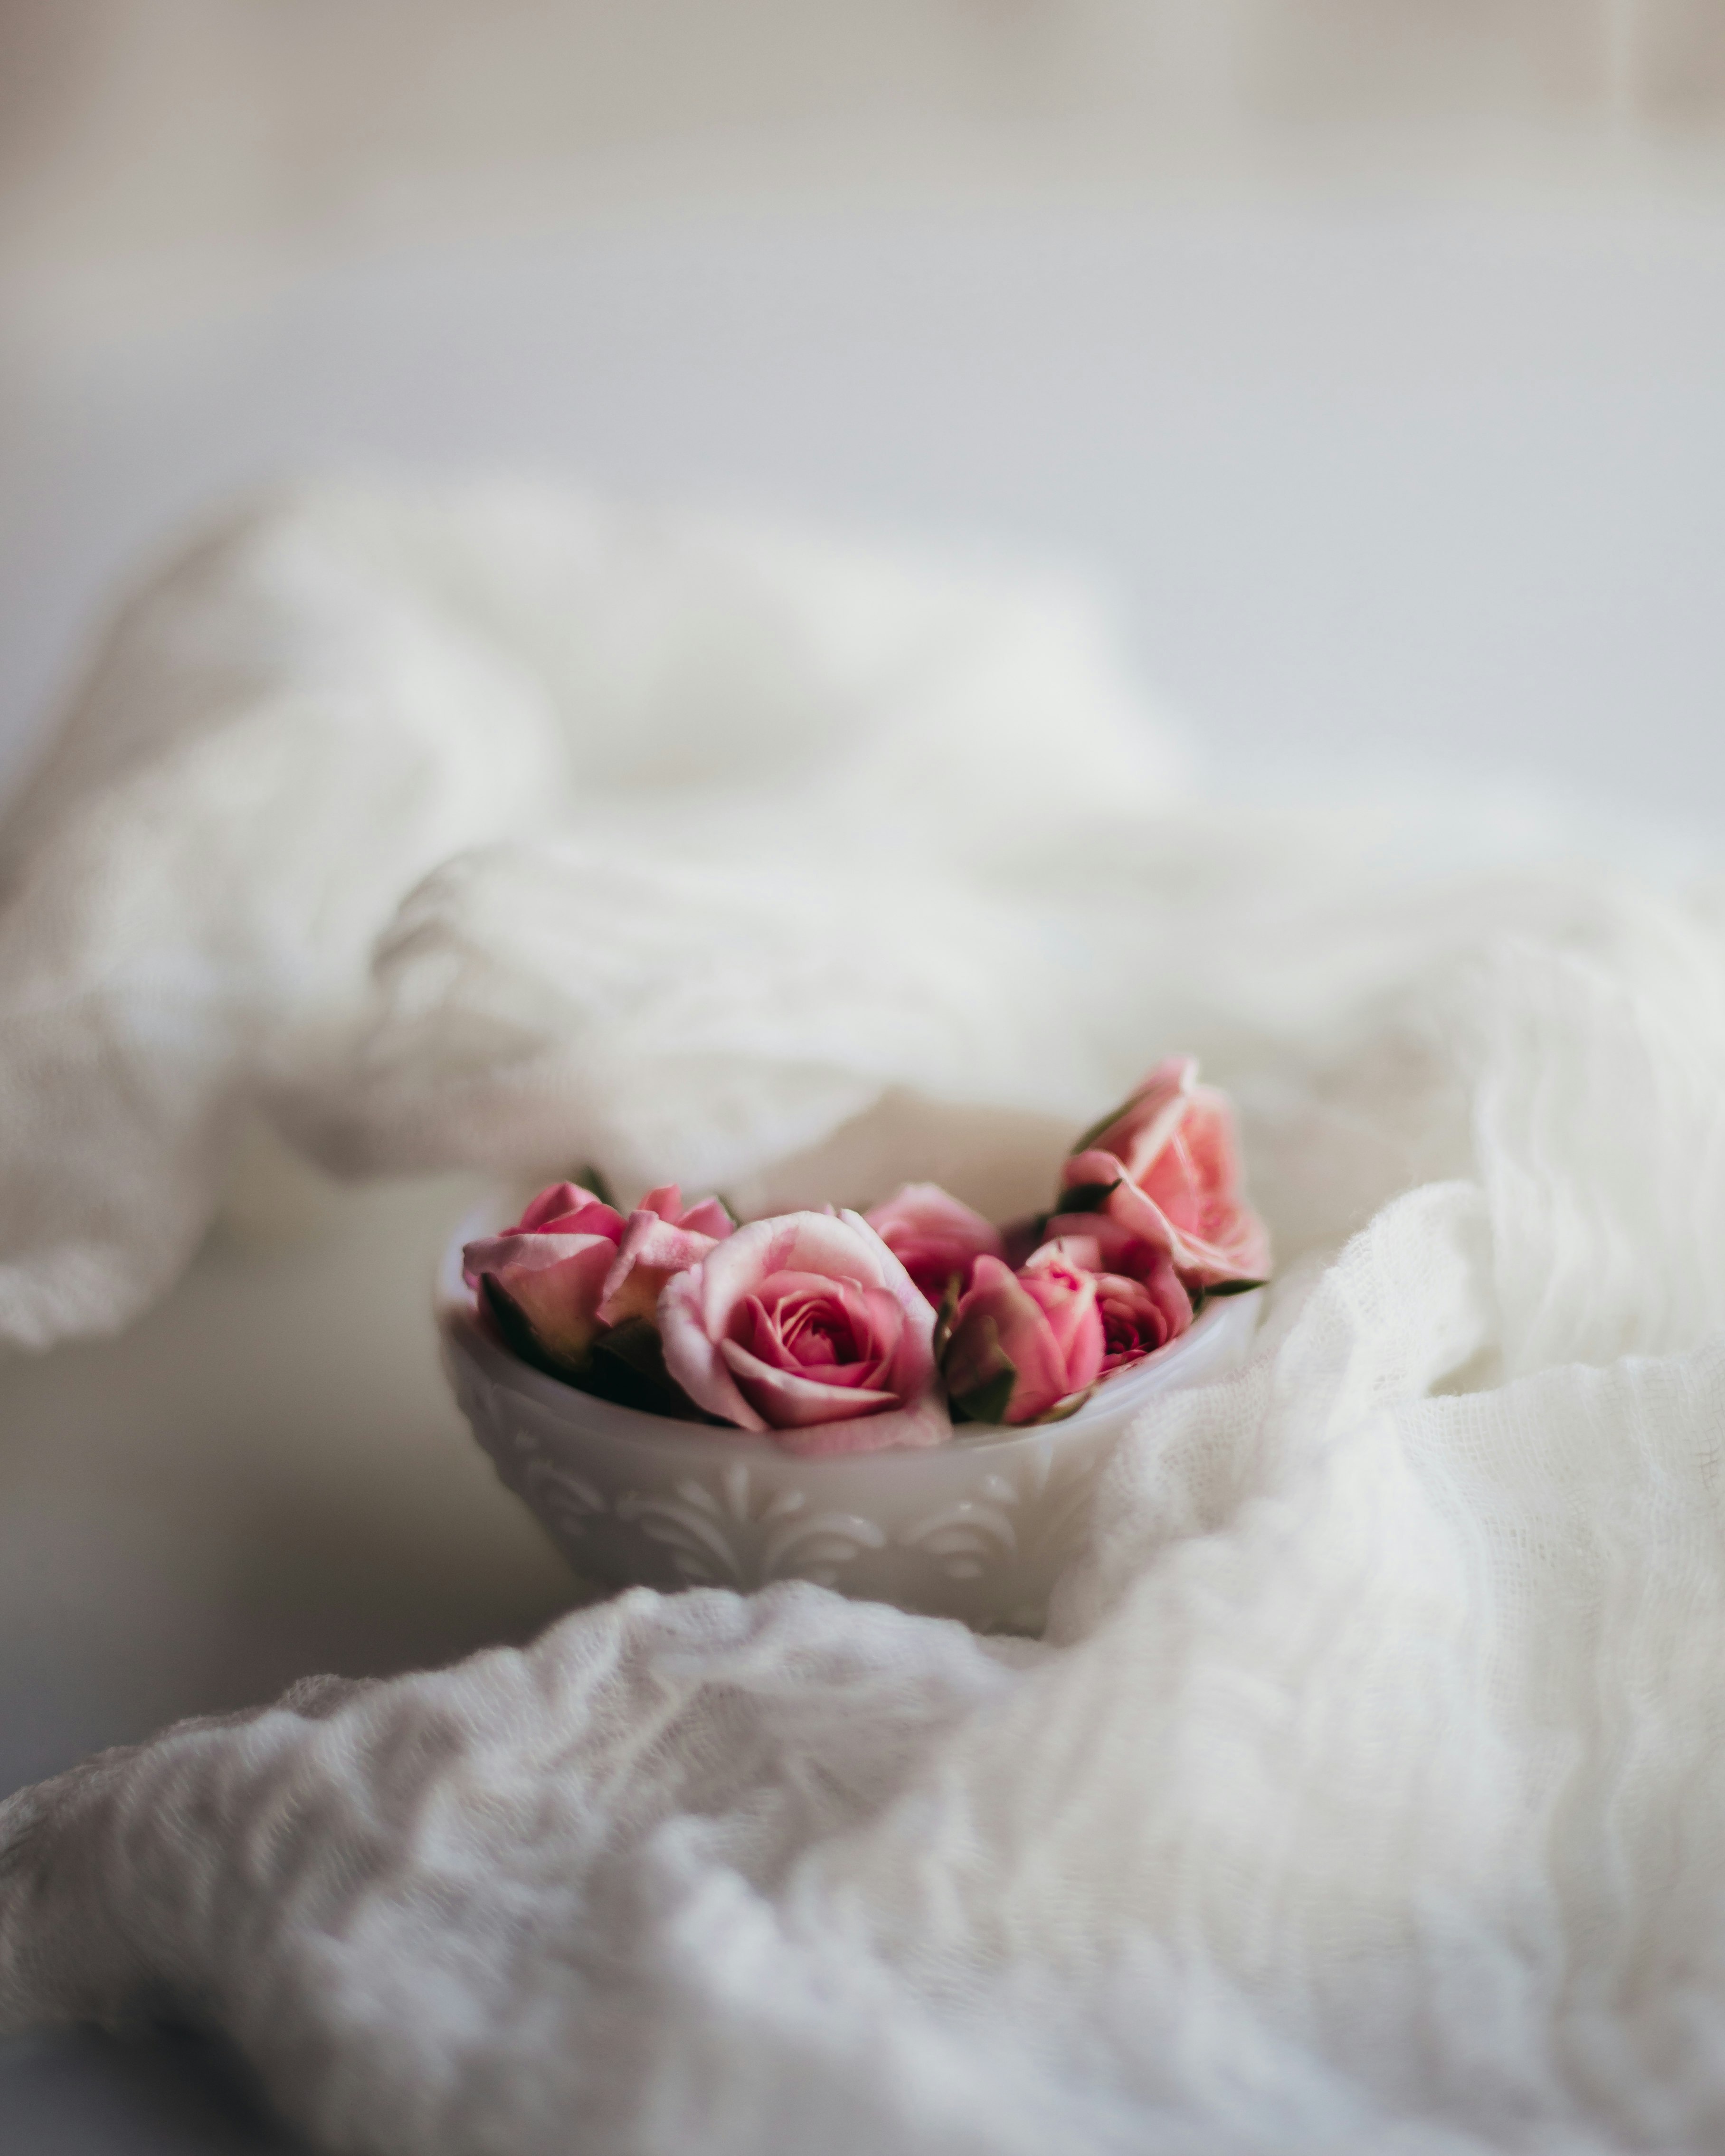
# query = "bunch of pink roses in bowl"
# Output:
<box><xmin>458</xmin><ymin>1057</ymin><xmax>1270</xmax><ymax>1458</ymax></box>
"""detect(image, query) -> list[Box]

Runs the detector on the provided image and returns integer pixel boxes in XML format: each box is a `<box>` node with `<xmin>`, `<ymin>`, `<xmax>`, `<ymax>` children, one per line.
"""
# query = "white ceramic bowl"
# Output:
<box><xmin>436</xmin><ymin>1217</ymin><xmax>1261</xmax><ymax>1633</ymax></box>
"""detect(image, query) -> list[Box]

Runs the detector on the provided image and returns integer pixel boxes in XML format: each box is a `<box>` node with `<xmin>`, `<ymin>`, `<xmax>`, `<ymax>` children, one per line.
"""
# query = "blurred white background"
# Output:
<box><xmin>2</xmin><ymin>6</ymin><xmax>1724</xmax><ymax>2143</ymax></box>
<box><xmin>3</xmin><ymin>1</ymin><xmax>1725</xmax><ymax>826</ymax></box>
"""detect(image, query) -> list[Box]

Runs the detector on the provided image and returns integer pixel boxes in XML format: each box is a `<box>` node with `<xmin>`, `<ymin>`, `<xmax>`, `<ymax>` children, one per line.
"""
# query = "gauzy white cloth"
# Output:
<box><xmin>0</xmin><ymin>479</ymin><xmax>1180</xmax><ymax>1348</ymax></box>
<box><xmin>9</xmin><ymin>481</ymin><xmax>1725</xmax><ymax>2153</ymax></box>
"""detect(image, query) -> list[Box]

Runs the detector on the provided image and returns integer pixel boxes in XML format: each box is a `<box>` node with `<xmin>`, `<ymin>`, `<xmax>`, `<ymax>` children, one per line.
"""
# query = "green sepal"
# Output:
<box><xmin>951</xmin><ymin>1365</ymin><xmax>1018</xmax><ymax>1428</ymax></box>
<box><xmin>930</xmin><ymin>1273</ymin><xmax>963</xmax><ymax>1366</ymax></box>
<box><xmin>951</xmin><ymin>1371</ymin><xmax>1097</xmax><ymax>1430</ymax></box>
<box><xmin>1054</xmin><ymin>1179</ymin><xmax>1121</xmax><ymax>1216</ymax></box>
<box><xmin>1069</xmin><ymin>1093</ymin><xmax>1140</xmax><ymax>1156</ymax></box>
<box><xmin>483</xmin><ymin>1284</ymin><xmax>718</xmax><ymax>1422</ymax></box>
<box><xmin>1205</xmin><ymin>1277</ymin><xmax>1267</xmax><ymax>1297</ymax></box>
<box><xmin>578</xmin><ymin>1162</ymin><xmax>619</xmax><ymax>1209</ymax></box>
<box><xmin>480</xmin><ymin>1274</ymin><xmax>589</xmax><ymax>1384</ymax></box>
<box><xmin>579</xmin><ymin>1317</ymin><xmax>714</xmax><ymax>1420</ymax></box>
<box><xmin>1028</xmin><ymin>1385</ymin><xmax>1094</xmax><ymax>1426</ymax></box>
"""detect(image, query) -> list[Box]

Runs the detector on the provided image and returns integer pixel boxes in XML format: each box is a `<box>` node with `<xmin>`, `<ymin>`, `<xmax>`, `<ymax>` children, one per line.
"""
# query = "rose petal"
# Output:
<box><xmin>467</xmin><ymin>1234</ymin><xmax>616</xmax><ymax>1369</ymax></box>
<box><xmin>677</xmin><ymin>1197</ymin><xmax>734</xmax><ymax>1239</ymax></box>
<box><xmin>1097</xmin><ymin>1167</ymin><xmax>1270</xmax><ymax>1286</ymax></box>
<box><xmin>512</xmin><ymin>1182</ymin><xmax>626</xmax><ymax>1241</ymax></box>
<box><xmin>657</xmin><ymin>1266</ymin><xmax>764</xmax><ymax>1429</ymax></box>
<box><xmin>864</xmin><ymin>1182</ymin><xmax>1004</xmax><ymax>1307</ymax></box>
<box><xmin>771</xmin><ymin>1390</ymin><xmax>953</xmax><ymax>1457</ymax></box>
<box><xmin>1093</xmin><ymin>1261</ymin><xmax>1193</xmax><ymax>1375</ymax></box>
<box><xmin>1060</xmin><ymin>1058</ymin><xmax>1271</xmax><ymax>1289</ymax></box>
<box><xmin>1024</xmin><ymin>1233</ymin><xmax>1104</xmax><ymax>1275</ymax></box>
<box><xmin>1018</xmin><ymin>1258</ymin><xmax>1103</xmax><ymax>1383</ymax></box>
<box><xmin>1070</xmin><ymin>1057</ymin><xmax>1195</xmax><ymax>1183</ymax></box>
<box><xmin>536</xmin><ymin>1202</ymin><xmax>628</xmax><ymax>1242</ymax></box>
<box><xmin>1039</xmin><ymin>1210</ymin><xmax>1166</xmax><ymax>1282</ymax></box>
<box><xmin>462</xmin><ymin>1229</ymin><xmax>613</xmax><ymax>1286</ymax></box>
<box><xmin>597</xmin><ymin>1214</ymin><xmax>718</xmax><ymax>1327</ymax></box>
<box><xmin>514</xmin><ymin>1181</ymin><xmax>593</xmax><ymax>1232</ymax></box>
<box><xmin>719</xmin><ymin>1336</ymin><xmax>899</xmax><ymax>1428</ymax></box>
<box><xmin>736</xmin><ymin>1273</ymin><xmax>903</xmax><ymax>1390</ymax></box>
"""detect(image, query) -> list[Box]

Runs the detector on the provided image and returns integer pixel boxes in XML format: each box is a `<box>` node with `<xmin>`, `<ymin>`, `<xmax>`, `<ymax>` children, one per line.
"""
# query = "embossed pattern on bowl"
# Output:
<box><xmin>436</xmin><ymin>1216</ymin><xmax>1261</xmax><ymax>1633</ymax></box>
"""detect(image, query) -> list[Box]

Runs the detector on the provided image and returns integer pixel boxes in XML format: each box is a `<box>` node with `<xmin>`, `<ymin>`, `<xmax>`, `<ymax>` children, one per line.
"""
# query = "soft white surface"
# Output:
<box><xmin>7</xmin><ymin>486</ymin><xmax>1725</xmax><ymax>2150</ymax></box>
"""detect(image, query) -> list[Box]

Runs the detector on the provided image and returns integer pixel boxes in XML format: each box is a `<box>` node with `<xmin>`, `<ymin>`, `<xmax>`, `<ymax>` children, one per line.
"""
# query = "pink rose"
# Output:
<box><xmin>863</xmin><ymin>1182</ymin><xmax>1005</xmax><ymax>1308</ymax></box>
<box><xmin>1025</xmin><ymin>1233</ymin><xmax>1192</xmax><ymax>1374</ymax></box>
<box><xmin>940</xmin><ymin>1252</ymin><xmax>1104</xmax><ymax>1427</ymax></box>
<box><xmin>659</xmin><ymin>1211</ymin><xmax>948</xmax><ymax>1456</ymax></box>
<box><xmin>1059</xmin><ymin>1056</ymin><xmax>1270</xmax><ymax>1287</ymax></box>
<box><xmin>463</xmin><ymin>1178</ymin><xmax>731</xmax><ymax>1377</ymax></box>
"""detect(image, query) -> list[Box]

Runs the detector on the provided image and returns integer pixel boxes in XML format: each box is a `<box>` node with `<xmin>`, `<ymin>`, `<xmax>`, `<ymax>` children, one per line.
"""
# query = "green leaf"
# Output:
<box><xmin>1205</xmin><ymin>1277</ymin><xmax>1268</xmax><ymax>1296</ymax></box>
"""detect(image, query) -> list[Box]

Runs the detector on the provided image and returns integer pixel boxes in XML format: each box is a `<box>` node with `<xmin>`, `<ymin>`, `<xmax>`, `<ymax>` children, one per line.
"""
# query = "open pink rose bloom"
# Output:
<box><xmin>462</xmin><ymin>1057</ymin><xmax>1268</xmax><ymax>1447</ymax></box>
<box><xmin>660</xmin><ymin>1211</ymin><xmax>947</xmax><ymax>1456</ymax></box>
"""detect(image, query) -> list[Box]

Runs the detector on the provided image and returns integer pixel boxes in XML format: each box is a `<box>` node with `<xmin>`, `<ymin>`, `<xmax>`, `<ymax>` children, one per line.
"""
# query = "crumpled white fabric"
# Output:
<box><xmin>0</xmin><ymin>478</ymin><xmax>1177</xmax><ymax>1346</ymax></box>
<box><xmin>8</xmin><ymin>482</ymin><xmax>1725</xmax><ymax>2153</ymax></box>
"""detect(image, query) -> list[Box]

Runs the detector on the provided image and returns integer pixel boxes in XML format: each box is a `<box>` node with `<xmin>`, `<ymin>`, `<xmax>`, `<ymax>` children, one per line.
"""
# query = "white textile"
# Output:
<box><xmin>0</xmin><ymin>480</ymin><xmax>1173</xmax><ymax>1347</ymax></box>
<box><xmin>6</xmin><ymin>483</ymin><xmax>1725</xmax><ymax>2152</ymax></box>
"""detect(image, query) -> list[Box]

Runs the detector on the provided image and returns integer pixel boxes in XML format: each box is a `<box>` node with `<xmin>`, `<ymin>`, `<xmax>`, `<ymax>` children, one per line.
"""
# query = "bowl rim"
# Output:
<box><xmin>436</xmin><ymin>1200</ymin><xmax>1262</xmax><ymax>1466</ymax></box>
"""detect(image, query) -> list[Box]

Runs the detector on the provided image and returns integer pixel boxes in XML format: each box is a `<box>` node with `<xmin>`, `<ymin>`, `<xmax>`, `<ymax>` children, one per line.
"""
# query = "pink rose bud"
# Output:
<box><xmin>941</xmin><ymin>1253</ymin><xmax>1105</xmax><ymax>1427</ymax></box>
<box><xmin>1059</xmin><ymin>1056</ymin><xmax>1270</xmax><ymax>1288</ymax></box>
<box><xmin>659</xmin><ymin>1211</ymin><xmax>949</xmax><ymax>1456</ymax></box>
<box><xmin>1029</xmin><ymin>1235</ymin><xmax>1194</xmax><ymax>1374</ymax></box>
<box><xmin>863</xmin><ymin>1182</ymin><xmax>1005</xmax><ymax>1307</ymax></box>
